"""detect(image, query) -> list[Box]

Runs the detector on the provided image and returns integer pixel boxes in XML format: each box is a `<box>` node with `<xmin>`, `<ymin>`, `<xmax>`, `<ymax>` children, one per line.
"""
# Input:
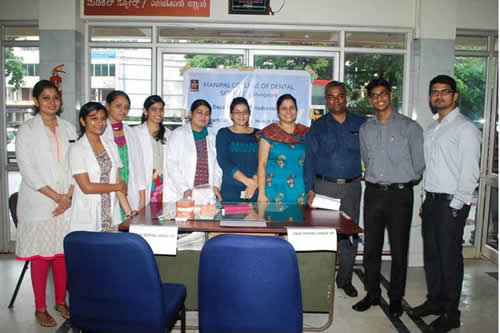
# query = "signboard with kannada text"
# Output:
<box><xmin>84</xmin><ymin>0</ymin><xmax>209</xmax><ymax>17</ymax></box>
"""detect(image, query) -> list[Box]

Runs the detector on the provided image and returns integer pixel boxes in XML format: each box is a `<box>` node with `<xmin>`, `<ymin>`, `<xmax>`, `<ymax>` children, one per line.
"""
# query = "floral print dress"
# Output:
<box><xmin>95</xmin><ymin>149</ymin><xmax>117</xmax><ymax>232</ymax></box>
<box><xmin>261</xmin><ymin>134</ymin><xmax>307</xmax><ymax>205</ymax></box>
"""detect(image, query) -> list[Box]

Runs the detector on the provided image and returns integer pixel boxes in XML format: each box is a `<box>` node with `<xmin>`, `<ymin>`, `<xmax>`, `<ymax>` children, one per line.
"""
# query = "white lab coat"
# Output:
<box><xmin>103</xmin><ymin>121</ymin><xmax>146</xmax><ymax>210</ymax></box>
<box><xmin>16</xmin><ymin>114</ymin><xmax>77</xmax><ymax>223</ymax></box>
<box><xmin>132</xmin><ymin>123</ymin><xmax>171</xmax><ymax>205</ymax></box>
<box><xmin>68</xmin><ymin>134</ymin><xmax>123</xmax><ymax>232</ymax></box>
<box><xmin>164</xmin><ymin>123</ymin><xmax>222</xmax><ymax>202</ymax></box>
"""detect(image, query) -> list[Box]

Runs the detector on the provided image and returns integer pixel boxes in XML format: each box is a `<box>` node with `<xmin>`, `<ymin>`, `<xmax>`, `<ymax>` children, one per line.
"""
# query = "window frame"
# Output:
<box><xmin>455</xmin><ymin>30</ymin><xmax>499</xmax><ymax>260</ymax></box>
<box><xmin>85</xmin><ymin>22</ymin><xmax>412</xmax><ymax>122</ymax></box>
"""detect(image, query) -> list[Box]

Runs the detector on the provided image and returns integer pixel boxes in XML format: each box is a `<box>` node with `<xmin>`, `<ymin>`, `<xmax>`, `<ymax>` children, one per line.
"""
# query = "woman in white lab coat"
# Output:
<box><xmin>164</xmin><ymin>99</ymin><xmax>222</xmax><ymax>202</ymax></box>
<box><xmin>68</xmin><ymin>102</ymin><xmax>136</xmax><ymax>232</ymax></box>
<box><xmin>133</xmin><ymin>95</ymin><xmax>170</xmax><ymax>205</ymax></box>
<box><xmin>102</xmin><ymin>90</ymin><xmax>146</xmax><ymax>219</ymax></box>
<box><xmin>15</xmin><ymin>80</ymin><xmax>76</xmax><ymax>327</ymax></box>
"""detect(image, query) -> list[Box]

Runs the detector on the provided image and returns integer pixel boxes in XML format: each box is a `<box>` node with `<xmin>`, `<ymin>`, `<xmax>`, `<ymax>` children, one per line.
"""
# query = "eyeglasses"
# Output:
<box><xmin>326</xmin><ymin>94</ymin><xmax>346</xmax><ymax>100</ymax></box>
<box><xmin>430</xmin><ymin>89</ymin><xmax>454</xmax><ymax>97</ymax></box>
<box><xmin>232</xmin><ymin>110</ymin><xmax>249</xmax><ymax>115</ymax></box>
<box><xmin>369</xmin><ymin>90</ymin><xmax>390</xmax><ymax>99</ymax></box>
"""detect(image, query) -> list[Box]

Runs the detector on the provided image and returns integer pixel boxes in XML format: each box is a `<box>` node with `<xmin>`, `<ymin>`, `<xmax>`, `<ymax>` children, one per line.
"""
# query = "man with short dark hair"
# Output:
<box><xmin>409</xmin><ymin>75</ymin><xmax>480</xmax><ymax>332</ymax></box>
<box><xmin>353</xmin><ymin>78</ymin><xmax>424</xmax><ymax>318</ymax></box>
<box><xmin>304</xmin><ymin>80</ymin><xmax>365</xmax><ymax>297</ymax></box>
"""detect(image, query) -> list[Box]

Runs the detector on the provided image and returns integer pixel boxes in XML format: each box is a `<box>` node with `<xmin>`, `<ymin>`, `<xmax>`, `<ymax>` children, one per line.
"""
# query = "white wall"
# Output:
<box><xmin>39</xmin><ymin>0</ymin><xmax>79</xmax><ymax>30</ymax></box>
<box><xmin>0</xmin><ymin>0</ymin><xmax>38</xmax><ymax>21</ymax></box>
<box><xmin>457</xmin><ymin>0</ymin><xmax>498</xmax><ymax>30</ymax></box>
<box><xmin>1</xmin><ymin>0</ymin><xmax>497</xmax><ymax>33</ymax></box>
<box><xmin>418</xmin><ymin>0</ymin><xmax>456</xmax><ymax>39</ymax></box>
<box><xmin>210</xmin><ymin>0</ymin><xmax>415</xmax><ymax>28</ymax></box>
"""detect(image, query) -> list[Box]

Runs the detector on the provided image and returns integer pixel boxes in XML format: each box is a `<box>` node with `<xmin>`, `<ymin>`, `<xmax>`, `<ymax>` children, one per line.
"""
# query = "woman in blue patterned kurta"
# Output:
<box><xmin>257</xmin><ymin>94</ymin><xmax>309</xmax><ymax>205</ymax></box>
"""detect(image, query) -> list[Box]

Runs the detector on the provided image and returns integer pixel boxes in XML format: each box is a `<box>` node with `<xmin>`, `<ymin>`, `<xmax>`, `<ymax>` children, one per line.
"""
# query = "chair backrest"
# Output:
<box><xmin>198</xmin><ymin>234</ymin><xmax>303</xmax><ymax>333</ymax></box>
<box><xmin>64</xmin><ymin>231</ymin><xmax>167</xmax><ymax>333</ymax></box>
<box><xmin>8</xmin><ymin>192</ymin><xmax>18</xmax><ymax>227</ymax></box>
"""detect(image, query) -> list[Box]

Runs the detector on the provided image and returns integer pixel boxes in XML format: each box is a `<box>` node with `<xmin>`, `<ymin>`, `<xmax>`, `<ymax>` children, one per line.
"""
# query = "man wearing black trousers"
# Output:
<box><xmin>304</xmin><ymin>80</ymin><xmax>366</xmax><ymax>298</ymax></box>
<box><xmin>353</xmin><ymin>78</ymin><xmax>425</xmax><ymax>318</ymax></box>
<box><xmin>409</xmin><ymin>75</ymin><xmax>480</xmax><ymax>332</ymax></box>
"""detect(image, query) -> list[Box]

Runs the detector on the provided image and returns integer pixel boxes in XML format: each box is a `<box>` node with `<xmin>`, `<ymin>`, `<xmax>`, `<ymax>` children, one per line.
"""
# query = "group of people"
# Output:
<box><xmin>15</xmin><ymin>73</ymin><xmax>480</xmax><ymax>333</ymax></box>
<box><xmin>305</xmin><ymin>75</ymin><xmax>479</xmax><ymax>333</ymax></box>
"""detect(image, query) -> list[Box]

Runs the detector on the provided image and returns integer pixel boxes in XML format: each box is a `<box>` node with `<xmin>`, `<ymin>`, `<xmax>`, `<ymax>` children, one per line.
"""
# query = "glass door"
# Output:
<box><xmin>3</xmin><ymin>46</ymin><xmax>40</xmax><ymax>252</ymax></box>
<box><xmin>249</xmin><ymin>49</ymin><xmax>339</xmax><ymax>116</ymax></box>
<box><xmin>479</xmin><ymin>56</ymin><xmax>498</xmax><ymax>263</ymax></box>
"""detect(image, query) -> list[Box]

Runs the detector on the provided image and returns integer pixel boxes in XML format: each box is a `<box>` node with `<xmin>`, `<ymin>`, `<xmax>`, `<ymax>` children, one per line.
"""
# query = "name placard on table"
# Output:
<box><xmin>287</xmin><ymin>227</ymin><xmax>337</xmax><ymax>252</ymax></box>
<box><xmin>130</xmin><ymin>224</ymin><xmax>178</xmax><ymax>255</ymax></box>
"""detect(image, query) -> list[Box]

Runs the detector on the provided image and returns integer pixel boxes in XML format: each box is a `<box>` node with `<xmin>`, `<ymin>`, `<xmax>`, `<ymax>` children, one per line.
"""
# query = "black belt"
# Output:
<box><xmin>366</xmin><ymin>182</ymin><xmax>413</xmax><ymax>191</ymax></box>
<box><xmin>425</xmin><ymin>191</ymin><xmax>454</xmax><ymax>200</ymax></box>
<box><xmin>316</xmin><ymin>175</ymin><xmax>360</xmax><ymax>184</ymax></box>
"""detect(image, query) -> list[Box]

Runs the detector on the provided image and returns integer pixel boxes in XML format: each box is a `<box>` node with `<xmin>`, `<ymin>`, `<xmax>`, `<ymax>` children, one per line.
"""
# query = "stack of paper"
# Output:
<box><xmin>177</xmin><ymin>232</ymin><xmax>205</xmax><ymax>251</ymax></box>
<box><xmin>192</xmin><ymin>185</ymin><xmax>214</xmax><ymax>205</ymax></box>
<box><xmin>311</xmin><ymin>194</ymin><xmax>341</xmax><ymax>211</ymax></box>
<box><xmin>220</xmin><ymin>219</ymin><xmax>267</xmax><ymax>227</ymax></box>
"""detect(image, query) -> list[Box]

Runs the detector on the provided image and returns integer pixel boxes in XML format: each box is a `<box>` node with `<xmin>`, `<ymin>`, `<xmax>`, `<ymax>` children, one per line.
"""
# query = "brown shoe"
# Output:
<box><xmin>35</xmin><ymin>310</ymin><xmax>57</xmax><ymax>327</ymax></box>
<box><xmin>54</xmin><ymin>303</ymin><xmax>71</xmax><ymax>319</ymax></box>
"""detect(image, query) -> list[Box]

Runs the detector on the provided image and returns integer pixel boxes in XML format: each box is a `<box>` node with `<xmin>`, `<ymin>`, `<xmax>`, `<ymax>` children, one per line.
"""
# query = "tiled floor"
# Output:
<box><xmin>1</xmin><ymin>254</ymin><xmax>497</xmax><ymax>333</ymax></box>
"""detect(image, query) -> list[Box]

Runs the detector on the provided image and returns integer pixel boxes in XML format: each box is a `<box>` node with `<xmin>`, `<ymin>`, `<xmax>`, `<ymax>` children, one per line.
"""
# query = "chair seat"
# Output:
<box><xmin>198</xmin><ymin>234</ymin><xmax>303</xmax><ymax>333</ymax></box>
<box><xmin>162</xmin><ymin>283</ymin><xmax>187</xmax><ymax>326</ymax></box>
<box><xmin>64</xmin><ymin>231</ymin><xmax>186</xmax><ymax>333</ymax></box>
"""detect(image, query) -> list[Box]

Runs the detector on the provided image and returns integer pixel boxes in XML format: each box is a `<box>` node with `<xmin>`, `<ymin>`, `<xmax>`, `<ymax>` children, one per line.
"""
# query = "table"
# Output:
<box><xmin>120</xmin><ymin>202</ymin><xmax>363</xmax><ymax>234</ymax></box>
<box><xmin>120</xmin><ymin>202</ymin><xmax>363</xmax><ymax>332</ymax></box>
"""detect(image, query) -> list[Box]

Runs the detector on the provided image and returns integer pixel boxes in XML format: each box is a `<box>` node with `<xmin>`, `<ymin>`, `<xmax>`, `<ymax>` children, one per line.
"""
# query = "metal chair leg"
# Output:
<box><xmin>8</xmin><ymin>261</ymin><xmax>29</xmax><ymax>308</ymax></box>
<box><xmin>180</xmin><ymin>303</ymin><xmax>186</xmax><ymax>333</ymax></box>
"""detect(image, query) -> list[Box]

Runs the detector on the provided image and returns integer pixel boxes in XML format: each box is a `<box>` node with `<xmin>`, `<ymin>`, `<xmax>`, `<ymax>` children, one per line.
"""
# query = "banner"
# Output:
<box><xmin>84</xmin><ymin>0</ymin><xmax>209</xmax><ymax>17</ymax></box>
<box><xmin>183</xmin><ymin>68</ymin><xmax>312</xmax><ymax>132</ymax></box>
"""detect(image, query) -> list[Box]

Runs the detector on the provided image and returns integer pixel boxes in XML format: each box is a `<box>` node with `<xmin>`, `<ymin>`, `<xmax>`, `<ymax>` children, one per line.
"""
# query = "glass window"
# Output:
<box><xmin>344</xmin><ymin>53</ymin><xmax>404</xmax><ymax>116</ymax></box>
<box><xmin>455</xmin><ymin>35</ymin><xmax>489</xmax><ymax>51</ymax></box>
<box><xmin>90</xmin><ymin>26</ymin><xmax>152</xmax><ymax>43</ymax></box>
<box><xmin>94</xmin><ymin>64</ymin><xmax>102</xmax><ymax>76</ymax></box>
<box><xmin>161</xmin><ymin>53</ymin><xmax>244</xmax><ymax>124</ymax></box>
<box><xmin>486</xmin><ymin>186</ymin><xmax>498</xmax><ymax>250</ymax></box>
<box><xmin>90</xmin><ymin>48</ymin><xmax>152</xmax><ymax>123</ymax></box>
<box><xmin>345</xmin><ymin>32</ymin><xmax>406</xmax><ymax>49</ymax></box>
<box><xmin>253</xmin><ymin>54</ymin><xmax>334</xmax><ymax>108</ymax></box>
<box><xmin>4</xmin><ymin>46</ymin><xmax>39</xmax><ymax>124</ymax></box>
<box><xmin>4</xmin><ymin>45</ymin><xmax>39</xmax><ymax>228</ymax></box>
<box><xmin>23</xmin><ymin>64</ymin><xmax>38</xmax><ymax>76</ymax></box>
<box><xmin>158</xmin><ymin>27</ymin><xmax>340</xmax><ymax>46</ymax></box>
<box><xmin>8</xmin><ymin>171</ymin><xmax>21</xmax><ymax>241</ymax></box>
<box><xmin>4</xmin><ymin>26</ymin><xmax>39</xmax><ymax>41</ymax></box>
<box><xmin>488</xmin><ymin>98</ymin><xmax>498</xmax><ymax>175</ymax></box>
<box><xmin>454</xmin><ymin>56</ymin><xmax>487</xmax><ymax>128</ymax></box>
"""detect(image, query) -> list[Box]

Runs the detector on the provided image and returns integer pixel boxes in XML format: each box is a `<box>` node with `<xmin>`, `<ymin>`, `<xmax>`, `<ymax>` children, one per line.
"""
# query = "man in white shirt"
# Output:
<box><xmin>409</xmin><ymin>75</ymin><xmax>481</xmax><ymax>333</ymax></box>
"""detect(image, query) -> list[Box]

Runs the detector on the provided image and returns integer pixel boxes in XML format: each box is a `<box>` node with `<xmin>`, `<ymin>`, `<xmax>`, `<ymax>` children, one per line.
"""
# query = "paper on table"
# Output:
<box><xmin>220</xmin><ymin>219</ymin><xmax>267</xmax><ymax>227</ymax></box>
<box><xmin>287</xmin><ymin>227</ymin><xmax>337</xmax><ymax>252</ymax></box>
<box><xmin>129</xmin><ymin>225</ymin><xmax>178</xmax><ymax>255</ymax></box>
<box><xmin>177</xmin><ymin>232</ymin><xmax>205</xmax><ymax>251</ymax></box>
<box><xmin>311</xmin><ymin>194</ymin><xmax>341</xmax><ymax>211</ymax></box>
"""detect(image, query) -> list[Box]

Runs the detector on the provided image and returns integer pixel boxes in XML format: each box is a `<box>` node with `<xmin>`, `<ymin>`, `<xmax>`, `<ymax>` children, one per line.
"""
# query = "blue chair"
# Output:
<box><xmin>64</xmin><ymin>231</ymin><xmax>186</xmax><ymax>333</ymax></box>
<box><xmin>198</xmin><ymin>234</ymin><xmax>303</xmax><ymax>333</ymax></box>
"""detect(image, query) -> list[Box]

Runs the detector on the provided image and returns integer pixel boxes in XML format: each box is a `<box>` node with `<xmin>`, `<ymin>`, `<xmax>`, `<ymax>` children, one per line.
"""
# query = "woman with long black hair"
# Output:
<box><xmin>133</xmin><ymin>95</ymin><xmax>171</xmax><ymax>204</ymax></box>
